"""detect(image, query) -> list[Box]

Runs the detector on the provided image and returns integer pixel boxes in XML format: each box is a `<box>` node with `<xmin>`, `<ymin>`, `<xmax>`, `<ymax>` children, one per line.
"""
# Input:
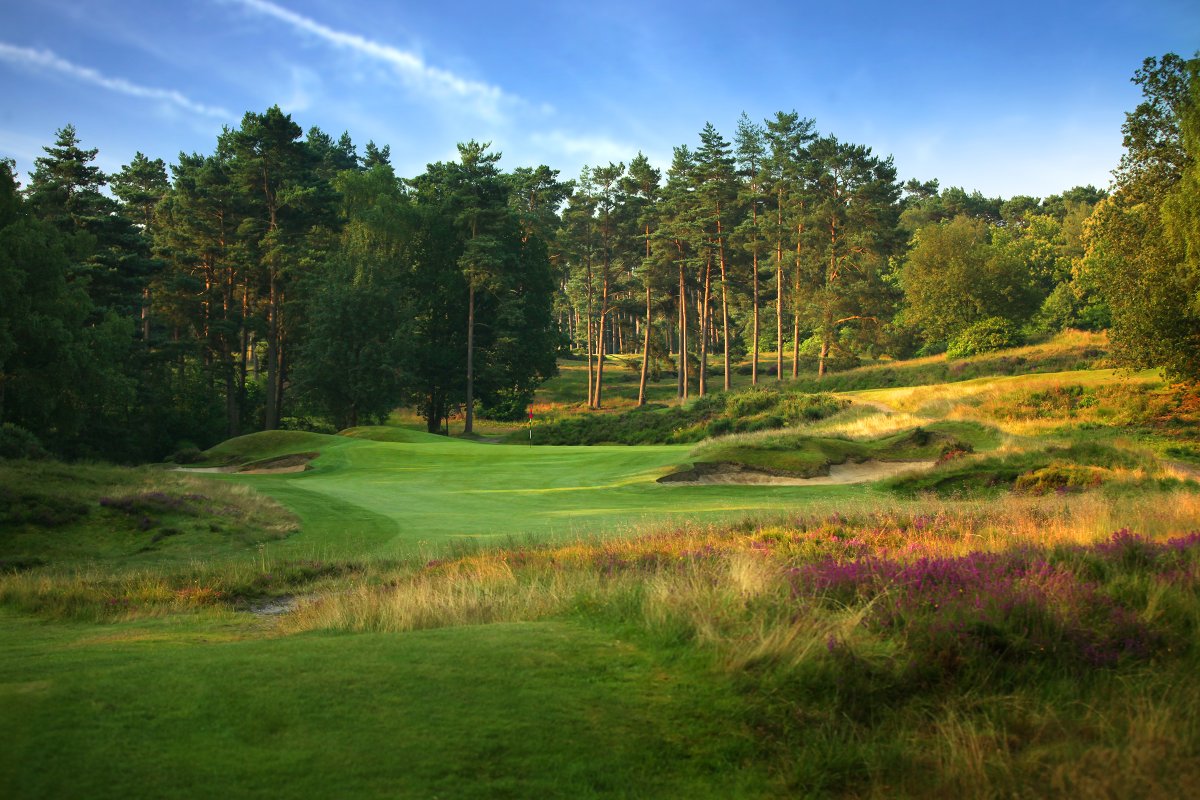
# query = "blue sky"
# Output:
<box><xmin>2</xmin><ymin>0</ymin><xmax>1197</xmax><ymax>198</ymax></box>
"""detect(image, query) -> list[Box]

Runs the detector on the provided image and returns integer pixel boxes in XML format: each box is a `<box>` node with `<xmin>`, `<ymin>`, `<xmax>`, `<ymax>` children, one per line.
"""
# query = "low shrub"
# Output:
<box><xmin>946</xmin><ymin>317</ymin><xmax>1022</xmax><ymax>359</ymax></box>
<box><xmin>1014</xmin><ymin>462</ymin><xmax>1108</xmax><ymax>494</ymax></box>
<box><xmin>170</xmin><ymin>446</ymin><xmax>204</xmax><ymax>465</ymax></box>
<box><xmin>790</xmin><ymin>531</ymin><xmax>1191</xmax><ymax>674</ymax></box>
<box><xmin>725</xmin><ymin>388</ymin><xmax>777</xmax><ymax>417</ymax></box>
<box><xmin>0</xmin><ymin>424</ymin><xmax>48</xmax><ymax>460</ymax></box>
<box><xmin>0</xmin><ymin>488</ymin><xmax>89</xmax><ymax>527</ymax></box>
<box><xmin>280</xmin><ymin>415</ymin><xmax>338</xmax><ymax>435</ymax></box>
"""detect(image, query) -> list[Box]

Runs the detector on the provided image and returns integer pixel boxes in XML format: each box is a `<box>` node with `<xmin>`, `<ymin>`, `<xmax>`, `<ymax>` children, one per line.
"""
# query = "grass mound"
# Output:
<box><xmin>516</xmin><ymin>389</ymin><xmax>846</xmax><ymax>445</ymax></box>
<box><xmin>338</xmin><ymin>426</ymin><xmax>450</xmax><ymax>444</ymax></box>
<box><xmin>670</xmin><ymin>426</ymin><xmax>974</xmax><ymax>479</ymax></box>
<box><xmin>200</xmin><ymin>430</ymin><xmax>339</xmax><ymax>465</ymax></box>
<box><xmin>0</xmin><ymin>459</ymin><xmax>298</xmax><ymax>570</ymax></box>
<box><xmin>885</xmin><ymin>441</ymin><xmax>1160</xmax><ymax>497</ymax></box>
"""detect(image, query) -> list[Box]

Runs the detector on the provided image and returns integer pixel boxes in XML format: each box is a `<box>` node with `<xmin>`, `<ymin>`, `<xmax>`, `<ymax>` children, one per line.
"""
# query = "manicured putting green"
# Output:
<box><xmin>212</xmin><ymin>431</ymin><xmax>864</xmax><ymax>558</ymax></box>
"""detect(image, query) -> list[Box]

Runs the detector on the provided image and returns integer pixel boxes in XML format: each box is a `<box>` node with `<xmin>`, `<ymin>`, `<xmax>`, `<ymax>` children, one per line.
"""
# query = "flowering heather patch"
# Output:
<box><xmin>790</xmin><ymin>531</ymin><xmax>1200</xmax><ymax>672</ymax></box>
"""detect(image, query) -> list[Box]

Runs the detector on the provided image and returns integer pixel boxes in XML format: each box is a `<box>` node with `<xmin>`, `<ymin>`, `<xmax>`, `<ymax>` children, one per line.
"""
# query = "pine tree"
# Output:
<box><xmin>695</xmin><ymin>123</ymin><xmax>739</xmax><ymax>391</ymax></box>
<box><xmin>589</xmin><ymin>162</ymin><xmax>625</xmax><ymax>409</ymax></box>
<box><xmin>803</xmin><ymin>136</ymin><xmax>902</xmax><ymax>377</ymax></box>
<box><xmin>621</xmin><ymin>153</ymin><xmax>662</xmax><ymax>406</ymax></box>
<box><xmin>734</xmin><ymin>114</ymin><xmax>767</xmax><ymax>384</ymax></box>
<box><xmin>763</xmin><ymin>112</ymin><xmax>816</xmax><ymax>379</ymax></box>
<box><xmin>112</xmin><ymin>152</ymin><xmax>169</xmax><ymax>339</ymax></box>
<box><xmin>222</xmin><ymin>106</ymin><xmax>337</xmax><ymax>429</ymax></box>
<box><xmin>656</xmin><ymin>146</ymin><xmax>700</xmax><ymax>401</ymax></box>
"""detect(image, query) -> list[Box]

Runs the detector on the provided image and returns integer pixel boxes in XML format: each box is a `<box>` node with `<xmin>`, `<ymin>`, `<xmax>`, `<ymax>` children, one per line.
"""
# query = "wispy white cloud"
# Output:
<box><xmin>0</xmin><ymin>42</ymin><xmax>230</xmax><ymax>119</ymax></box>
<box><xmin>226</xmin><ymin>0</ymin><xmax>512</xmax><ymax>121</ymax></box>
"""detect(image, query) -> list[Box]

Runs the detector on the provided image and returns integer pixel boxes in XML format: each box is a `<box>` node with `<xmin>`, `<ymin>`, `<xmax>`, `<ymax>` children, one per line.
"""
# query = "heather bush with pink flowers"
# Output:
<box><xmin>793</xmin><ymin>530</ymin><xmax>1198</xmax><ymax>677</ymax></box>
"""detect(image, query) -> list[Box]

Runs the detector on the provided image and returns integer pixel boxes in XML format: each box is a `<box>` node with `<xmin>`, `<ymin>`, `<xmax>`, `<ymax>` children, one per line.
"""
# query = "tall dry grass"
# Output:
<box><xmin>272</xmin><ymin>490</ymin><xmax>1200</xmax><ymax>640</ymax></box>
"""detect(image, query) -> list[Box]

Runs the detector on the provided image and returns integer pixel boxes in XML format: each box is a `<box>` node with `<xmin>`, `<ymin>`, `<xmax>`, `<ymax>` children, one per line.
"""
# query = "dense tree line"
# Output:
<box><xmin>1</xmin><ymin>111</ymin><xmax>559</xmax><ymax>460</ymax></box>
<box><xmin>1</xmin><ymin>51</ymin><xmax>1195</xmax><ymax>461</ymax></box>
<box><xmin>554</xmin><ymin>118</ymin><xmax>1111</xmax><ymax>408</ymax></box>
<box><xmin>551</xmin><ymin>52</ymin><xmax>1197</xmax><ymax>401</ymax></box>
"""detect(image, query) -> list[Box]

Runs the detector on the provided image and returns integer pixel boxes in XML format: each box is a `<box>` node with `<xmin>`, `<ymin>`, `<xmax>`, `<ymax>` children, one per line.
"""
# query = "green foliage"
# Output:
<box><xmin>0</xmin><ymin>424</ymin><xmax>47</xmax><ymax>461</ymax></box>
<box><xmin>476</xmin><ymin>386</ymin><xmax>534</xmax><ymax>421</ymax></box>
<box><xmin>0</xmin><ymin>157</ymin><xmax>149</xmax><ymax>460</ymax></box>
<box><xmin>901</xmin><ymin>216</ymin><xmax>1039</xmax><ymax>343</ymax></box>
<box><xmin>801</xmin><ymin>135</ymin><xmax>904</xmax><ymax>371</ymax></box>
<box><xmin>1090</xmin><ymin>53</ymin><xmax>1200</xmax><ymax>381</ymax></box>
<box><xmin>945</xmin><ymin>316</ymin><xmax>1022</xmax><ymax>359</ymax></box>
<box><xmin>293</xmin><ymin>174</ymin><xmax>412</xmax><ymax>430</ymax></box>
<box><xmin>523</xmin><ymin>389</ymin><xmax>846</xmax><ymax>446</ymax></box>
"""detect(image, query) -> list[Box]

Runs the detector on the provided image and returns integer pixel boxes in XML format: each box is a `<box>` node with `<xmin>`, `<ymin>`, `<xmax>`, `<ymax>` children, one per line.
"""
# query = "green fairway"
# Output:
<box><xmin>217</xmin><ymin>431</ymin><xmax>863</xmax><ymax>559</ymax></box>
<box><xmin>0</xmin><ymin>611</ymin><xmax>766</xmax><ymax>799</ymax></box>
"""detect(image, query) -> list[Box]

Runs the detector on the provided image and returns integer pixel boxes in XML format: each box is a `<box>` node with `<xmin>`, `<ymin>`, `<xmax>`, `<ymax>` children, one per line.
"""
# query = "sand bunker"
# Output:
<box><xmin>659</xmin><ymin>460</ymin><xmax>937</xmax><ymax>486</ymax></box>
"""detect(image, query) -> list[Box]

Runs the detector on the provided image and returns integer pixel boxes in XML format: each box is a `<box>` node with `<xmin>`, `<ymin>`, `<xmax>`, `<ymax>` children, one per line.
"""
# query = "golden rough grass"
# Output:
<box><xmin>275</xmin><ymin>490</ymin><xmax>1200</xmax><ymax>638</ymax></box>
<box><xmin>282</xmin><ymin>561</ymin><xmax>576</xmax><ymax>634</ymax></box>
<box><xmin>806</xmin><ymin>407</ymin><xmax>929</xmax><ymax>440</ymax></box>
<box><xmin>850</xmin><ymin>369</ymin><xmax>1159</xmax><ymax>422</ymax></box>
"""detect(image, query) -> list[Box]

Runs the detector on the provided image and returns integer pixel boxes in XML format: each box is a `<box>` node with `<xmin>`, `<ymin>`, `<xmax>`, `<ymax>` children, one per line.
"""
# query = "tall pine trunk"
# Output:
<box><xmin>594</xmin><ymin>280</ymin><xmax>609</xmax><ymax>408</ymax></box>
<box><xmin>751</xmin><ymin>203</ymin><xmax>760</xmax><ymax>385</ymax></box>
<box><xmin>818</xmin><ymin>215</ymin><xmax>837</xmax><ymax>380</ymax></box>
<box><xmin>793</xmin><ymin>219</ymin><xmax>804</xmax><ymax>378</ymax></box>
<box><xmin>638</xmin><ymin>225</ymin><xmax>652</xmax><ymax>406</ymax></box>
<box><xmin>775</xmin><ymin>189</ymin><xmax>784</xmax><ymax>381</ymax></box>
<box><xmin>717</xmin><ymin>216</ymin><xmax>731</xmax><ymax>391</ymax></box>
<box><xmin>465</xmin><ymin>284</ymin><xmax>475</xmax><ymax>434</ymax></box>
<box><xmin>698</xmin><ymin>253</ymin><xmax>712</xmax><ymax>397</ymax></box>
<box><xmin>265</xmin><ymin>268</ymin><xmax>279</xmax><ymax>430</ymax></box>
<box><xmin>238</xmin><ymin>283</ymin><xmax>248</xmax><ymax>433</ymax></box>
<box><xmin>638</xmin><ymin>283</ymin><xmax>652</xmax><ymax>406</ymax></box>
<box><xmin>585</xmin><ymin>252</ymin><xmax>595</xmax><ymax>408</ymax></box>
<box><xmin>678</xmin><ymin>254</ymin><xmax>688</xmax><ymax>402</ymax></box>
